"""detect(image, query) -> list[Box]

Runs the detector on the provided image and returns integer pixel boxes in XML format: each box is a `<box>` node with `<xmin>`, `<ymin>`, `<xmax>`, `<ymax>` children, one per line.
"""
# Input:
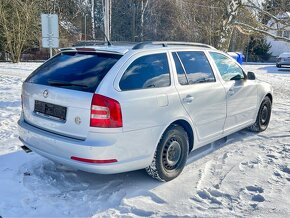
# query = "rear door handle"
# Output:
<box><xmin>183</xmin><ymin>95</ymin><xmax>194</xmax><ymax>103</ymax></box>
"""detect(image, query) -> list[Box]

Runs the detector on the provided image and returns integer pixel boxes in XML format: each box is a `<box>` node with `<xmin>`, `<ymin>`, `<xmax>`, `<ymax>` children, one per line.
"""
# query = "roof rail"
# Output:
<box><xmin>132</xmin><ymin>41</ymin><xmax>216</xmax><ymax>50</ymax></box>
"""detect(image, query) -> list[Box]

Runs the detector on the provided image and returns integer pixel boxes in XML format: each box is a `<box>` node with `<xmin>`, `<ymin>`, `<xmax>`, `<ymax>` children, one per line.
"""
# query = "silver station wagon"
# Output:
<box><xmin>276</xmin><ymin>52</ymin><xmax>290</xmax><ymax>68</ymax></box>
<box><xmin>18</xmin><ymin>42</ymin><xmax>273</xmax><ymax>181</ymax></box>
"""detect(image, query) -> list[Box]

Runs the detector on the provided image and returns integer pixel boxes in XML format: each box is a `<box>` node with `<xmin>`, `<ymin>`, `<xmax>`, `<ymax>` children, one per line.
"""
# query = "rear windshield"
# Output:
<box><xmin>25</xmin><ymin>52</ymin><xmax>122</xmax><ymax>93</ymax></box>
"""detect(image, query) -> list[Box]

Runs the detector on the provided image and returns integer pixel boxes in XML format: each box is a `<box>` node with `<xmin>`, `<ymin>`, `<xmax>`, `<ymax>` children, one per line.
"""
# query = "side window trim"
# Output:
<box><xmin>174</xmin><ymin>51</ymin><xmax>216</xmax><ymax>85</ymax></box>
<box><xmin>175</xmin><ymin>52</ymin><xmax>189</xmax><ymax>85</ymax></box>
<box><xmin>204</xmin><ymin>50</ymin><xmax>225</xmax><ymax>84</ymax></box>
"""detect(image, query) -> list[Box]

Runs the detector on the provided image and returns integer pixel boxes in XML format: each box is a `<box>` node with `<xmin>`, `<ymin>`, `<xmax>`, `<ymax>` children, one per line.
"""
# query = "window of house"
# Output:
<box><xmin>283</xmin><ymin>30</ymin><xmax>290</xmax><ymax>38</ymax></box>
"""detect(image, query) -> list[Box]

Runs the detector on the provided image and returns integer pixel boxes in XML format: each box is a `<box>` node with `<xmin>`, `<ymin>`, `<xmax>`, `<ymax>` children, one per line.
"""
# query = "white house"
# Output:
<box><xmin>266</xmin><ymin>12</ymin><xmax>290</xmax><ymax>57</ymax></box>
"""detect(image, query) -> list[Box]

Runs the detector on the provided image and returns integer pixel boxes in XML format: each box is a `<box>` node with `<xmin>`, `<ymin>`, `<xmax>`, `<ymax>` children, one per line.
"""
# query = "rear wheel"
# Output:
<box><xmin>146</xmin><ymin>125</ymin><xmax>189</xmax><ymax>181</ymax></box>
<box><xmin>249</xmin><ymin>96</ymin><xmax>272</xmax><ymax>132</ymax></box>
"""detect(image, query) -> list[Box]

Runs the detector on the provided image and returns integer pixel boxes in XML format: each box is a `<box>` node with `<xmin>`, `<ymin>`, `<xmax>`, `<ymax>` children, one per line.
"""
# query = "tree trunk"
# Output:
<box><xmin>217</xmin><ymin>0</ymin><xmax>242</xmax><ymax>51</ymax></box>
<box><xmin>91</xmin><ymin>0</ymin><xmax>95</xmax><ymax>39</ymax></box>
<box><xmin>140</xmin><ymin>0</ymin><xmax>148</xmax><ymax>41</ymax></box>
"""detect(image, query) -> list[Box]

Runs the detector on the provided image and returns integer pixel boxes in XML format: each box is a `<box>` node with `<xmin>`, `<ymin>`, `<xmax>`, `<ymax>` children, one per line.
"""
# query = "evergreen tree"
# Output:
<box><xmin>245</xmin><ymin>36</ymin><xmax>272</xmax><ymax>62</ymax></box>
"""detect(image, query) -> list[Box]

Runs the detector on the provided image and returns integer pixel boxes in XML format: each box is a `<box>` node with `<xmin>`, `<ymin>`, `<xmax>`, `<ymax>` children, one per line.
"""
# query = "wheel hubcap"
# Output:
<box><xmin>163</xmin><ymin>138</ymin><xmax>182</xmax><ymax>170</ymax></box>
<box><xmin>261</xmin><ymin>105</ymin><xmax>268</xmax><ymax>124</ymax></box>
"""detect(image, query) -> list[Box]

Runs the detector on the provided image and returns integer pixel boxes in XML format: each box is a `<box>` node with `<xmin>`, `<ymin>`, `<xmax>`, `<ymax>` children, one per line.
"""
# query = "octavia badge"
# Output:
<box><xmin>43</xmin><ymin>90</ymin><xmax>48</xmax><ymax>98</ymax></box>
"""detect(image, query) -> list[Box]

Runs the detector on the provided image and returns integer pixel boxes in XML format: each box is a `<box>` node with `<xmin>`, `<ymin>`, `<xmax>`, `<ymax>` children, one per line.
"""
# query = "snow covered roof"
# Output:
<box><xmin>267</xmin><ymin>12</ymin><xmax>290</xmax><ymax>27</ymax></box>
<box><xmin>277</xmin><ymin>12</ymin><xmax>290</xmax><ymax>19</ymax></box>
<box><xmin>60</xmin><ymin>20</ymin><xmax>80</xmax><ymax>35</ymax></box>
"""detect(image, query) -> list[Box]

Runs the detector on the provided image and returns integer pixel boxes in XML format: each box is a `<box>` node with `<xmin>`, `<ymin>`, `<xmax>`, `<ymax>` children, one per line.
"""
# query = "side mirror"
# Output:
<box><xmin>247</xmin><ymin>71</ymin><xmax>256</xmax><ymax>80</ymax></box>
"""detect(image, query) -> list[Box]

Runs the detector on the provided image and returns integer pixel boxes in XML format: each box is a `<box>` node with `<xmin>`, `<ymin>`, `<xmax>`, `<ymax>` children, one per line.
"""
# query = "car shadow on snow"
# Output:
<box><xmin>257</xmin><ymin>65</ymin><xmax>290</xmax><ymax>74</ymax></box>
<box><xmin>187</xmin><ymin>129</ymin><xmax>257</xmax><ymax>165</ymax></box>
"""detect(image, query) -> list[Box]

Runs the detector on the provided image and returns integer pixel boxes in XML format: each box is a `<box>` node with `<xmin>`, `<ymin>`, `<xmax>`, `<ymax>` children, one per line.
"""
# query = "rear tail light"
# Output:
<box><xmin>90</xmin><ymin>94</ymin><xmax>122</xmax><ymax>128</ymax></box>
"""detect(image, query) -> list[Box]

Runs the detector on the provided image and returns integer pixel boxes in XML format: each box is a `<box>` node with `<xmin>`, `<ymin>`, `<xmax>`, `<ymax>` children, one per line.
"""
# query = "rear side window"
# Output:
<box><xmin>173</xmin><ymin>51</ymin><xmax>215</xmax><ymax>85</ymax></box>
<box><xmin>119</xmin><ymin>53</ymin><xmax>170</xmax><ymax>91</ymax></box>
<box><xmin>25</xmin><ymin>52</ymin><xmax>122</xmax><ymax>93</ymax></box>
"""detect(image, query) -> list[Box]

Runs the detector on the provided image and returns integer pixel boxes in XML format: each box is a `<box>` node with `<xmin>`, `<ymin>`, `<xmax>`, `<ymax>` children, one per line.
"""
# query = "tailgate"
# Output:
<box><xmin>21</xmin><ymin>51</ymin><xmax>122</xmax><ymax>139</ymax></box>
<box><xmin>22</xmin><ymin>83</ymin><xmax>92</xmax><ymax>139</ymax></box>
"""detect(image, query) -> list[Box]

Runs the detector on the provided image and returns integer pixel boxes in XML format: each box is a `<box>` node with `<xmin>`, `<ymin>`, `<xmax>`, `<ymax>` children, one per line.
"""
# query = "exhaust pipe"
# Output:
<box><xmin>21</xmin><ymin>145</ymin><xmax>32</xmax><ymax>153</ymax></box>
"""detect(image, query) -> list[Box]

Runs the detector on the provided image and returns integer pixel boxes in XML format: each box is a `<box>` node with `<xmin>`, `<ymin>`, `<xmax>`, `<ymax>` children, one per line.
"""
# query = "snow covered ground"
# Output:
<box><xmin>0</xmin><ymin>62</ymin><xmax>289</xmax><ymax>218</ymax></box>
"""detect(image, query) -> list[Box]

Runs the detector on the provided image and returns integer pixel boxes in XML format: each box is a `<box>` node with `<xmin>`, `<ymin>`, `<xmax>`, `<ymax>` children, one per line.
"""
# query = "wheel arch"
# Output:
<box><xmin>170</xmin><ymin>119</ymin><xmax>194</xmax><ymax>153</ymax></box>
<box><xmin>265</xmin><ymin>93</ymin><xmax>273</xmax><ymax>103</ymax></box>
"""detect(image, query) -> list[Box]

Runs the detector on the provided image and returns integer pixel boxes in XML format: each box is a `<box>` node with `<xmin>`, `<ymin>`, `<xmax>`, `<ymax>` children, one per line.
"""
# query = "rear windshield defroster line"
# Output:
<box><xmin>25</xmin><ymin>52</ymin><xmax>122</xmax><ymax>93</ymax></box>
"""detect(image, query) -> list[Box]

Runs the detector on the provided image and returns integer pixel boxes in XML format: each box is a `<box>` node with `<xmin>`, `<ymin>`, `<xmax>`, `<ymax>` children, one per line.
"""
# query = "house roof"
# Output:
<box><xmin>267</xmin><ymin>12</ymin><xmax>290</xmax><ymax>27</ymax></box>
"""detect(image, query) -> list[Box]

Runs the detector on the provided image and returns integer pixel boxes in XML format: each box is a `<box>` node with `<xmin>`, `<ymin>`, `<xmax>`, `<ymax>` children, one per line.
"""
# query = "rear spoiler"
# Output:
<box><xmin>58</xmin><ymin>47</ymin><xmax>126</xmax><ymax>55</ymax></box>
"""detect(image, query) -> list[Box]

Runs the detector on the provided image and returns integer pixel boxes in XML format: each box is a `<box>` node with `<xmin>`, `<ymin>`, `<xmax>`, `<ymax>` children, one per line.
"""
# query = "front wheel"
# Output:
<box><xmin>146</xmin><ymin>125</ymin><xmax>189</xmax><ymax>182</ymax></box>
<box><xmin>249</xmin><ymin>96</ymin><xmax>272</xmax><ymax>132</ymax></box>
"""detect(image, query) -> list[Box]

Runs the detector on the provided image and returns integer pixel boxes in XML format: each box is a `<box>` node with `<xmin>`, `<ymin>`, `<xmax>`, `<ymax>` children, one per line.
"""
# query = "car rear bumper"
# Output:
<box><xmin>18</xmin><ymin>117</ymin><xmax>162</xmax><ymax>174</ymax></box>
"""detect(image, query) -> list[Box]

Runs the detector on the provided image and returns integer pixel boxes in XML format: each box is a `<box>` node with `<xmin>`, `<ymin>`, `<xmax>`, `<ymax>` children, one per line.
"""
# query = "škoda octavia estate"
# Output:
<box><xmin>18</xmin><ymin>42</ymin><xmax>273</xmax><ymax>181</ymax></box>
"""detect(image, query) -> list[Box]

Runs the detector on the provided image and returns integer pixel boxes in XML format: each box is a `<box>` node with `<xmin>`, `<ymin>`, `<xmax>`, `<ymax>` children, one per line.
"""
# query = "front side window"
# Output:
<box><xmin>173</xmin><ymin>51</ymin><xmax>215</xmax><ymax>85</ymax></box>
<box><xmin>210</xmin><ymin>52</ymin><xmax>245</xmax><ymax>81</ymax></box>
<box><xmin>119</xmin><ymin>53</ymin><xmax>170</xmax><ymax>91</ymax></box>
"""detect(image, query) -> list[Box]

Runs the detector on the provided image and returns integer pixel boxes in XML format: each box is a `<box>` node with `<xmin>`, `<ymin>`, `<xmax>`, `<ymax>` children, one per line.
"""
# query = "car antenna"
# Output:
<box><xmin>97</xmin><ymin>26</ymin><xmax>112</xmax><ymax>46</ymax></box>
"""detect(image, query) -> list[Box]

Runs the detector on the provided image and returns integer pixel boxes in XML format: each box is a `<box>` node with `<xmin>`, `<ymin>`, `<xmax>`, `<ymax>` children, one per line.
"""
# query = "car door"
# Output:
<box><xmin>172</xmin><ymin>51</ymin><xmax>227</xmax><ymax>144</ymax></box>
<box><xmin>114</xmin><ymin>51</ymin><xmax>180</xmax><ymax>132</ymax></box>
<box><xmin>209</xmin><ymin>52</ymin><xmax>258</xmax><ymax>132</ymax></box>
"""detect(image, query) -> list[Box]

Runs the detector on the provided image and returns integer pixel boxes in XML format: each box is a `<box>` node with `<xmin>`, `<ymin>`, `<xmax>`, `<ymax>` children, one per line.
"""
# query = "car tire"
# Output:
<box><xmin>249</xmin><ymin>96</ymin><xmax>272</xmax><ymax>132</ymax></box>
<box><xmin>276</xmin><ymin>64</ymin><xmax>281</xmax><ymax>68</ymax></box>
<box><xmin>146</xmin><ymin>124</ymin><xmax>189</xmax><ymax>182</ymax></box>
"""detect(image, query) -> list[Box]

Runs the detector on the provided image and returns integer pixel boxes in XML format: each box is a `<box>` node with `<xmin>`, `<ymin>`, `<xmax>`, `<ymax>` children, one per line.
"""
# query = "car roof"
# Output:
<box><xmin>278</xmin><ymin>52</ymin><xmax>290</xmax><ymax>57</ymax></box>
<box><xmin>60</xmin><ymin>41</ymin><xmax>216</xmax><ymax>55</ymax></box>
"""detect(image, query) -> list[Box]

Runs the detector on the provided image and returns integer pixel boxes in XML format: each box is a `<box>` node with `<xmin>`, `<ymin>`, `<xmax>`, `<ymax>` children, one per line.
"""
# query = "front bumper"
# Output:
<box><xmin>18</xmin><ymin>118</ymin><xmax>162</xmax><ymax>174</ymax></box>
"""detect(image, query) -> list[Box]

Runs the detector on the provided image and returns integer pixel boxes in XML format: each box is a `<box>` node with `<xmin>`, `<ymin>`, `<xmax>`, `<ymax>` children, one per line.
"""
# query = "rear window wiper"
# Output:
<box><xmin>48</xmin><ymin>80</ymin><xmax>88</xmax><ymax>88</ymax></box>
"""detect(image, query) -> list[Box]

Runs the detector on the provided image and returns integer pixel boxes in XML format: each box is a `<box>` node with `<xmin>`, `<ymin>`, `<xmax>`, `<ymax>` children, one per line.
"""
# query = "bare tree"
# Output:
<box><xmin>140</xmin><ymin>0</ymin><xmax>149</xmax><ymax>41</ymax></box>
<box><xmin>0</xmin><ymin>0</ymin><xmax>39</xmax><ymax>63</ymax></box>
<box><xmin>234</xmin><ymin>0</ymin><xmax>290</xmax><ymax>43</ymax></box>
<box><xmin>209</xmin><ymin>0</ymin><xmax>290</xmax><ymax>50</ymax></box>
